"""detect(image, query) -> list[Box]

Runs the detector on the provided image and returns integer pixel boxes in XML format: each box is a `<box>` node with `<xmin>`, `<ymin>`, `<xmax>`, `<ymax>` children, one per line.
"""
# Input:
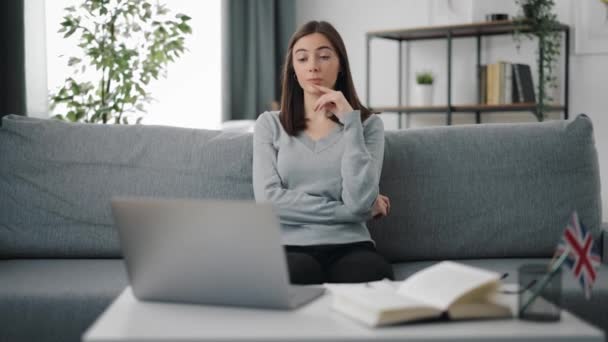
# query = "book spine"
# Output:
<box><xmin>483</xmin><ymin>65</ymin><xmax>487</xmax><ymax>104</ymax></box>
<box><xmin>493</xmin><ymin>63</ymin><xmax>501</xmax><ymax>105</ymax></box>
<box><xmin>479</xmin><ymin>65</ymin><xmax>487</xmax><ymax>104</ymax></box>
<box><xmin>499</xmin><ymin>62</ymin><xmax>507</xmax><ymax>104</ymax></box>
<box><xmin>487</xmin><ymin>63</ymin><xmax>497</xmax><ymax>105</ymax></box>
<box><xmin>498</xmin><ymin>62</ymin><xmax>503</xmax><ymax>104</ymax></box>
<box><xmin>498</xmin><ymin>62</ymin><xmax>505</xmax><ymax>104</ymax></box>
<box><xmin>493</xmin><ymin>63</ymin><xmax>498</xmax><ymax>105</ymax></box>
<box><xmin>521</xmin><ymin>65</ymin><xmax>535</xmax><ymax>103</ymax></box>
<box><xmin>513</xmin><ymin>64</ymin><xmax>523</xmax><ymax>103</ymax></box>
<box><xmin>504</xmin><ymin>62</ymin><xmax>512</xmax><ymax>104</ymax></box>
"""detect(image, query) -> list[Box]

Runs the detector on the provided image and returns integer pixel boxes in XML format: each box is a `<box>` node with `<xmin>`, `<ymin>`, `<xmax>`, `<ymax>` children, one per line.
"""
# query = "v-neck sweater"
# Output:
<box><xmin>252</xmin><ymin>110</ymin><xmax>385</xmax><ymax>246</ymax></box>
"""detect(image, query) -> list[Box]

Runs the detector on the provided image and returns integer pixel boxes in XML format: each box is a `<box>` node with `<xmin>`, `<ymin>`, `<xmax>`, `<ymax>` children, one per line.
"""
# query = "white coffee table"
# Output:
<box><xmin>83</xmin><ymin>286</ymin><xmax>604</xmax><ymax>342</ymax></box>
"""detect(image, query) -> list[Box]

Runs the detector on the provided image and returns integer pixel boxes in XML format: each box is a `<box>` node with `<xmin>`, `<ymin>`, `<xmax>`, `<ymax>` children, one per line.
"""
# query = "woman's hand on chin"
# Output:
<box><xmin>311</xmin><ymin>84</ymin><xmax>354</xmax><ymax>120</ymax></box>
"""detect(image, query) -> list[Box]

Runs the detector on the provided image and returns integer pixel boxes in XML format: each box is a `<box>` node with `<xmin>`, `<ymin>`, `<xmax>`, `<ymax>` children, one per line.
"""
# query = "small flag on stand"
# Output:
<box><xmin>553</xmin><ymin>211</ymin><xmax>601</xmax><ymax>299</ymax></box>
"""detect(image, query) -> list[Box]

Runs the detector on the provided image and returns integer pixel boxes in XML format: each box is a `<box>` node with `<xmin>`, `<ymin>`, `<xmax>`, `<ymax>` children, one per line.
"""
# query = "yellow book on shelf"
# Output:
<box><xmin>326</xmin><ymin>261</ymin><xmax>512</xmax><ymax>327</ymax></box>
<box><xmin>486</xmin><ymin>63</ymin><xmax>500</xmax><ymax>105</ymax></box>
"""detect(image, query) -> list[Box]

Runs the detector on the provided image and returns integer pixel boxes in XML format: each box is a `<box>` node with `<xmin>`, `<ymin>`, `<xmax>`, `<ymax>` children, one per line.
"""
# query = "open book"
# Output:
<box><xmin>326</xmin><ymin>261</ymin><xmax>512</xmax><ymax>327</ymax></box>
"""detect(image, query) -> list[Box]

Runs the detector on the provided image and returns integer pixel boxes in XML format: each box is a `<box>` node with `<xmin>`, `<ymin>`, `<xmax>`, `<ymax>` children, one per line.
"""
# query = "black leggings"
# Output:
<box><xmin>284</xmin><ymin>241</ymin><xmax>394</xmax><ymax>285</ymax></box>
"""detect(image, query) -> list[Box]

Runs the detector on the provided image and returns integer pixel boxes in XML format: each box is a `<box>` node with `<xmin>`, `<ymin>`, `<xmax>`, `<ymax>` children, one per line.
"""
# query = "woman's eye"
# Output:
<box><xmin>320</xmin><ymin>56</ymin><xmax>330</xmax><ymax>60</ymax></box>
<box><xmin>297</xmin><ymin>58</ymin><xmax>307</xmax><ymax>62</ymax></box>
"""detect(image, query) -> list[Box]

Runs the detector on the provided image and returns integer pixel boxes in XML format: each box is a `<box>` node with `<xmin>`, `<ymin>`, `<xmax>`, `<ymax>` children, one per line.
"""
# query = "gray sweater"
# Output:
<box><xmin>252</xmin><ymin>110</ymin><xmax>385</xmax><ymax>246</ymax></box>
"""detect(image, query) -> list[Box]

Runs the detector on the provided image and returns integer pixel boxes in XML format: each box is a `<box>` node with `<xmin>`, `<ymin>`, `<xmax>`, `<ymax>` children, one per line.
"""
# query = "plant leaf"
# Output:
<box><xmin>68</xmin><ymin>57</ymin><xmax>82</xmax><ymax>66</ymax></box>
<box><xmin>176</xmin><ymin>13</ymin><xmax>191</xmax><ymax>21</ymax></box>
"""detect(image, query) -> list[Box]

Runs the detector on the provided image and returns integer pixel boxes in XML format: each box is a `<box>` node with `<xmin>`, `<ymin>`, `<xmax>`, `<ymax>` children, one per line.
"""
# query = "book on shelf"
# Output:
<box><xmin>478</xmin><ymin>65</ymin><xmax>487</xmax><ymax>104</ymax></box>
<box><xmin>480</xmin><ymin>62</ymin><xmax>535</xmax><ymax>105</ymax></box>
<box><xmin>486</xmin><ymin>63</ymin><xmax>499</xmax><ymax>105</ymax></box>
<box><xmin>497</xmin><ymin>62</ymin><xmax>507</xmax><ymax>104</ymax></box>
<box><xmin>512</xmin><ymin>63</ymin><xmax>535</xmax><ymax>103</ymax></box>
<box><xmin>503</xmin><ymin>62</ymin><xmax>512</xmax><ymax>105</ymax></box>
<box><xmin>485</xmin><ymin>61</ymin><xmax>511</xmax><ymax>105</ymax></box>
<box><xmin>325</xmin><ymin>261</ymin><xmax>512</xmax><ymax>327</ymax></box>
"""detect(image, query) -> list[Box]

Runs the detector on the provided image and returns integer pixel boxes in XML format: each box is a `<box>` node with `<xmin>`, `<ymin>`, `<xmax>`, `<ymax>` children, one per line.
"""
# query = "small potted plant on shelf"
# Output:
<box><xmin>415</xmin><ymin>71</ymin><xmax>434</xmax><ymax>106</ymax></box>
<box><xmin>513</xmin><ymin>0</ymin><xmax>561</xmax><ymax>121</ymax></box>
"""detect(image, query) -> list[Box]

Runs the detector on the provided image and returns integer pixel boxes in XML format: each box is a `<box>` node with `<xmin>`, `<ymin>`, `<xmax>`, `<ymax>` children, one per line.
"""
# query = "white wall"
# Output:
<box><xmin>24</xmin><ymin>0</ymin><xmax>48</xmax><ymax>118</ymax></box>
<box><xmin>296</xmin><ymin>0</ymin><xmax>608</xmax><ymax>220</ymax></box>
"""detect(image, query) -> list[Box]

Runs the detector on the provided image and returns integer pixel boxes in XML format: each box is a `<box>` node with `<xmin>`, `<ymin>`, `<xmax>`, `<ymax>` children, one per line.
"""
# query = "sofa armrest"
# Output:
<box><xmin>602</xmin><ymin>222</ymin><xmax>608</xmax><ymax>264</ymax></box>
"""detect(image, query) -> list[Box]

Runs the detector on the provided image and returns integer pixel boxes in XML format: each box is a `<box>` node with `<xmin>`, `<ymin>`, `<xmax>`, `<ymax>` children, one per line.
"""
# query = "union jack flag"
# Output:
<box><xmin>554</xmin><ymin>211</ymin><xmax>601</xmax><ymax>299</ymax></box>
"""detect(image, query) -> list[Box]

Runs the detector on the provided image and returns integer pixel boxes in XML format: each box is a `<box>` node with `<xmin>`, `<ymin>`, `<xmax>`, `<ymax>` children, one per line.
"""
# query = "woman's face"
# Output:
<box><xmin>292</xmin><ymin>32</ymin><xmax>340</xmax><ymax>96</ymax></box>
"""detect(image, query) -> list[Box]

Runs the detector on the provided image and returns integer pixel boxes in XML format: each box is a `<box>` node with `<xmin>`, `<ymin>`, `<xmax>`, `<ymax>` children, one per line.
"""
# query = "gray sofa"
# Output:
<box><xmin>0</xmin><ymin>113</ymin><xmax>606</xmax><ymax>342</ymax></box>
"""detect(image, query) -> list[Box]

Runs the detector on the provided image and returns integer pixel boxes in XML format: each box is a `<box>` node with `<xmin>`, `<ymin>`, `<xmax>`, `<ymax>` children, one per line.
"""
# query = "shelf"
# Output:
<box><xmin>367</xmin><ymin>20</ymin><xmax>568</xmax><ymax>41</ymax></box>
<box><xmin>365</xmin><ymin>19</ymin><xmax>570</xmax><ymax>127</ymax></box>
<box><xmin>371</xmin><ymin>103</ymin><xmax>565</xmax><ymax>113</ymax></box>
<box><xmin>371</xmin><ymin>105</ymin><xmax>449</xmax><ymax>113</ymax></box>
<box><xmin>454</xmin><ymin>103</ymin><xmax>564</xmax><ymax>113</ymax></box>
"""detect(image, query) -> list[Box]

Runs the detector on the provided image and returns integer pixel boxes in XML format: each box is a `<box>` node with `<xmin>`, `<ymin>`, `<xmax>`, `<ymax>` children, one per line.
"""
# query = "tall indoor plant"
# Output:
<box><xmin>513</xmin><ymin>0</ymin><xmax>561</xmax><ymax>121</ymax></box>
<box><xmin>50</xmin><ymin>0</ymin><xmax>192</xmax><ymax>124</ymax></box>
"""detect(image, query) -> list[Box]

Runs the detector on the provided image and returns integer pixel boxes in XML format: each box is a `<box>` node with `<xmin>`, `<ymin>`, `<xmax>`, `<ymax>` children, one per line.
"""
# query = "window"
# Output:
<box><xmin>45</xmin><ymin>0</ymin><xmax>221</xmax><ymax>129</ymax></box>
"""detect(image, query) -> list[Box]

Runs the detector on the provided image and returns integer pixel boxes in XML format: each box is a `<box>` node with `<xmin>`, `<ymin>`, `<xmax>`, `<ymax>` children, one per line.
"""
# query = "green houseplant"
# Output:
<box><xmin>513</xmin><ymin>0</ymin><xmax>561</xmax><ymax>121</ymax></box>
<box><xmin>416</xmin><ymin>71</ymin><xmax>434</xmax><ymax>85</ymax></box>
<box><xmin>50</xmin><ymin>0</ymin><xmax>192</xmax><ymax>124</ymax></box>
<box><xmin>415</xmin><ymin>71</ymin><xmax>434</xmax><ymax>106</ymax></box>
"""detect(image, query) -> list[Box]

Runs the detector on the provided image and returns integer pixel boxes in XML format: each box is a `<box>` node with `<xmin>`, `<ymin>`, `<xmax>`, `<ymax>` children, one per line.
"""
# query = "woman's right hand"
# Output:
<box><xmin>371</xmin><ymin>194</ymin><xmax>390</xmax><ymax>219</ymax></box>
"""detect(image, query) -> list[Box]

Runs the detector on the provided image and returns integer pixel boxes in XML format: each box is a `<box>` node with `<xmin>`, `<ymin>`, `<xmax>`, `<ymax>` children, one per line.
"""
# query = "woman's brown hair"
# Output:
<box><xmin>279</xmin><ymin>21</ymin><xmax>374</xmax><ymax>136</ymax></box>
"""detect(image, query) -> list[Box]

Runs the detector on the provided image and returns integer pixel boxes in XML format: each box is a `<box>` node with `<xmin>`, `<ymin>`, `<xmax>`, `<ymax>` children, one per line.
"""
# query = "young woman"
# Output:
<box><xmin>253</xmin><ymin>20</ymin><xmax>393</xmax><ymax>284</ymax></box>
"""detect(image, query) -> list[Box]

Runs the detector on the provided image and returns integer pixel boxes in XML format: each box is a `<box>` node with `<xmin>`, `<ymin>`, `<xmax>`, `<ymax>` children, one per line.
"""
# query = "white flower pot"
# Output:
<box><xmin>415</xmin><ymin>84</ymin><xmax>433</xmax><ymax>106</ymax></box>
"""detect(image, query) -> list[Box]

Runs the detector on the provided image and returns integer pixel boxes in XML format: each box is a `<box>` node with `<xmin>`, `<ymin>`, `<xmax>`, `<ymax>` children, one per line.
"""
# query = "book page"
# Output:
<box><xmin>448</xmin><ymin>284</ymin><xmax>513</xmax><ymax>319</ymax></box>
<box><xmin>327</xmin><ymin>284</ymin><xmax>442</xmax><ymax>326</ymax></box>
<box><xmin>397</xmin><ymin>261</ymin><xmax>501</xmax><ymax>311</ymax></box>
<box><xmin>329</xmin><ymin>287</ymin><xmax>435</xmax><ymax>312</ymax></box>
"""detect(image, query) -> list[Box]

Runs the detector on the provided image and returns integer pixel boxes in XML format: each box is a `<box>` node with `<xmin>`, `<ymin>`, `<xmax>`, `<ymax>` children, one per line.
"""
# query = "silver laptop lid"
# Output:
<box><xmin>111</xmin><ymin>197</ymin><xmax>293</xmax><ymax>309</ymax></box>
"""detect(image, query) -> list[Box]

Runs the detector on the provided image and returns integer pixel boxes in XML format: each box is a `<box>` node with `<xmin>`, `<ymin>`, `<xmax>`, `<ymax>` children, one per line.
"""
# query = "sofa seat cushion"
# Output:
<box><xmin>393</xmin><ymin>258</ymin><xmax>608</xmax><ymax>334</ymax></box>
<box><xmin>0</xmin><ymin>259</ymin><xmax>127</xmax><ymax>342</ymax></box>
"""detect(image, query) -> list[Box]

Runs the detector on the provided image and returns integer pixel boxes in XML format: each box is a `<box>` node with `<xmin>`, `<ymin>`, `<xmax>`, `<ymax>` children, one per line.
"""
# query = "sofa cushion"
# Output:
<box><xmin>0</xmin><ymin>259</ymin><xmax>127</xmax><ymax>342</ymax></box>
<box><xmin>369</xmin><ymin>115</ymin><xmax>602</xmax><ymax>262</ymax></box>
<box><xmin>392</xmin><ymin>258</ymin><xmax>608</xmax><ymax>334</ymax></box>
<box><xmin>0</xmin><ymin>115</ymin><xmax>254</xmax><ymax>258</ymax></box>
<box><xmin>0</xmin><ymin>115</ymin><xmax>602</xmax><ymax>261</ymax></box>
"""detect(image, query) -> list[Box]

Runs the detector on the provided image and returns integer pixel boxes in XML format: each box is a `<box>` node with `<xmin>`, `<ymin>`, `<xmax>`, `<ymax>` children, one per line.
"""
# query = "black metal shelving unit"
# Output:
<box><xmin>365</xmin><ymin>20</ymin><xmax>570</xmax><ymax>128</ymax></box>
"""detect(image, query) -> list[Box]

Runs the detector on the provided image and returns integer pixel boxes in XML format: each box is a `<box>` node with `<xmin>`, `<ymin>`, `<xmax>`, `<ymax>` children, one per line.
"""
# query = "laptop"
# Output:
<box><xmin>110</xmin><ymin>197</ymin><xmax>324</xmax><ymax>309</ymax></box>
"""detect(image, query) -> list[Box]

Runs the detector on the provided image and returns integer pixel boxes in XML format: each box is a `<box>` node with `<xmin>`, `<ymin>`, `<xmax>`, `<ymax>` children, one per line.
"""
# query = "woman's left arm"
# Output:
<box><xmin>312</xmin><ymin>84</ymin><xmax>384</xmax><ymax>218</ymax></box>
<box><xmin>338</xmin><ymin>111</ymin><xmax>384</xmax><ymax>218</ymax></box>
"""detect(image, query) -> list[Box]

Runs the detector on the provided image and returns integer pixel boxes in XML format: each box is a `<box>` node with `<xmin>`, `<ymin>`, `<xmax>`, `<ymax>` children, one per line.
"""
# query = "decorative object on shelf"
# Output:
<box><xmin>49</xmin><ymin>0</ymin><xmax>192</xmax><ymax>124</ymax></box>
<box><xmin>513</xmin><ymin>0</ymin><xmax>561</xmax><ymax>121</ymax></box>
<box><xmin>415</xmin><ymin>71</ymin><xmax>434</xmax><ymax>106</ymax></box>
<box><xmin>573</xmin><ymin>0</ymin><xmax>608</xmax><ymax>55</ymax></box>
<box><xmin>485</xmin><ymin>13</ymin><xmax>509</xmax><ymax>22</ymax></box>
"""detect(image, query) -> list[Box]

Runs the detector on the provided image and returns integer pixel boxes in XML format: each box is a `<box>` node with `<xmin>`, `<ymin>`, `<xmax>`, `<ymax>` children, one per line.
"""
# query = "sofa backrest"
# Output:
<box><xmin>0</xmin><ymin>115</ymin><xmax>253</xmax><ymax>258</ymax></box>
<box><xmin>0</xmin><ymin>114</ymin><xmax>601</xmax><ymax>260</ymax></box>
<box><xmin>368</xmin><ymin>114</ymin><xmax>602</xmax><ymax>262</ymax></box>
